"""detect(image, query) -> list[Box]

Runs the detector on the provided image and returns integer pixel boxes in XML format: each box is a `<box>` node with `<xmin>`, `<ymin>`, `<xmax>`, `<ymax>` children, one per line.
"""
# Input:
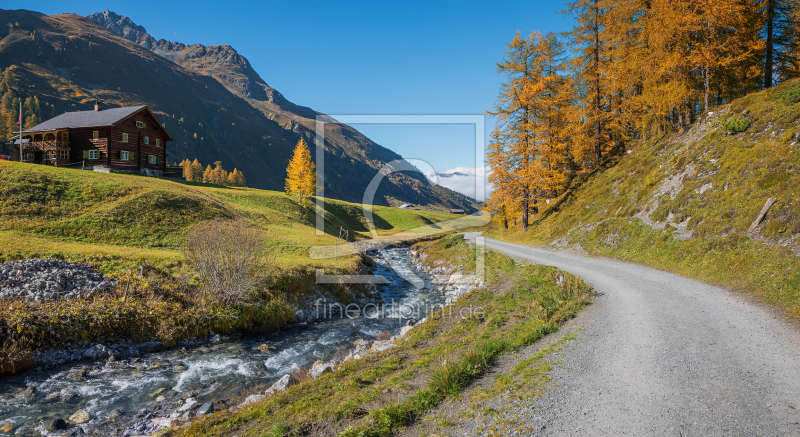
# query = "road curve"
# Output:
<box><xmin>464</xmin><ymin>233</ymin><xmax>800</xmax><ymax>436</ymax></box>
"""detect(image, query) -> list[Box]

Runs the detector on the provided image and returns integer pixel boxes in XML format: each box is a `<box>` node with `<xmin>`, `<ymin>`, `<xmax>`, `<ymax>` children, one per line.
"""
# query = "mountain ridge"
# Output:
<box><xmin>0</xmin><ymin>8</ymin><xmax>478</xmax><ymax>211</ymax></box>
<box><xmin>87</xmin><ymin>10</ymin><xmax>478</xmax><ymax>211</ymax></box>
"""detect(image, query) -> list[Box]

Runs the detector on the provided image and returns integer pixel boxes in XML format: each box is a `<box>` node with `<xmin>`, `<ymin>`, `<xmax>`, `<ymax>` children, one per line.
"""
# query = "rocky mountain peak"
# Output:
<box><xmin>87</xmin><ymin>10</ymin><xmax>155</xmax><ymax>48</ymax></box>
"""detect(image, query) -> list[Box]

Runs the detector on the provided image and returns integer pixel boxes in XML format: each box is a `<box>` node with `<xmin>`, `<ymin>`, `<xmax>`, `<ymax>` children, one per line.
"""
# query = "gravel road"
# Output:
<box><xmin>464</xmin><ymin>233</ymin><xmax>800</xmax><ymax>436</ymax></box>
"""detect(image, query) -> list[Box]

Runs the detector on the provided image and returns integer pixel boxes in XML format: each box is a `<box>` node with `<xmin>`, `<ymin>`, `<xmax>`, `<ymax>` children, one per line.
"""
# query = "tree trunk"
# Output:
<box><xmin>521</xmin><ymin>191</ymin><xmax>529</xmax><ymax>231</ymax></box>
<box><xmin>704</xmin><ymin>66</ymin><xmax>710</xmax><ymax>114</ymax></box>
<box><xmin>764</xmin><ymin>0</ymin><xmax>775</xmax><ymax>89</ymax></box>
<box><xmin>593</xmin><ymin>0</ymin><xmax>602</xmax><ymax>167</ymax></box>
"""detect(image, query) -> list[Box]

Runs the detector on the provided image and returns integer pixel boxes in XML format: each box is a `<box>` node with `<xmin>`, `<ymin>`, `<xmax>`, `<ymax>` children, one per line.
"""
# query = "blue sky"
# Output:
<box><xmin>21</xmin><ymin>0</ymin><xmax>573</xmax><ymax>198</ymax></box>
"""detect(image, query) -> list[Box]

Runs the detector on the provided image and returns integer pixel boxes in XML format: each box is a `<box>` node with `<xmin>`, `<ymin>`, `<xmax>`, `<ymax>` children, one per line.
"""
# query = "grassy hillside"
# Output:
<box><xmin>0</xmin><ymin>160</ymin><xmax>458</xmax><ymax>274</ymax></box>
<box><xmin>0</xmin><ymin>162</ymin><xmax>470</xmax><ymax>374</ymax></box>
<box><xmin>488</xmin><ymin>78</ymin><xmax>800</xmax><ymax>318</ymax></box>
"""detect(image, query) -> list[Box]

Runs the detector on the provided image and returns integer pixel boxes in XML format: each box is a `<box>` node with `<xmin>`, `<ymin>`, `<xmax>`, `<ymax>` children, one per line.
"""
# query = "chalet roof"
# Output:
<box><xmin>23</xmin><ymin>105</ymin><xmax>173</xmax><ymax>141</ymax></box>
<box><xmin>24</xmin><ymin>106</ymin><xmax>147</xmax><ymax>132</ymax></box>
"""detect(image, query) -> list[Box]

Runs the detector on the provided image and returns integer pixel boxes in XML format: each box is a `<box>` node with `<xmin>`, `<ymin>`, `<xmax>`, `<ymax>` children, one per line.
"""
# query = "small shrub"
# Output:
<box><xmin>777</xmin><ymin>86</ymin><xmax>800</xmax><ymax>104</ymax></box>
<box><xmin>183</xmin><ymin>219</ymin><xmax>272</xmax><ymax>305</ymax></box>
<box><xmin>441</xmin><ymin>233</ymin><xmax>464</xmax><ymax>249</ymax></box>
<box><xmin>722</xmin><ymin>117</ymin><xmax>752</xmax><ymax>134</ymax></box>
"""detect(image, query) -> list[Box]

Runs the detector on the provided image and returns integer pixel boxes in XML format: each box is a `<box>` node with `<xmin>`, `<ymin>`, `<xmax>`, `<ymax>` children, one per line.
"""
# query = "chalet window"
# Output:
<box><xmin>58</xmin><ymin>150</ymin><xmax>68</xmax><ymax>159</ymax></box>
<box><xmin>121</xmin><ymin>151</ymin><xmax>129</xmax><ymax>161</ymax></box>
<box><xmin>155</xmin><ymin>139</ymin><xmax>160</xmax><ymax>147</ymax></box>
<box><xmin>143</xmin><ymin>136</ymin><xmax>149</xmax><ymax>145</ymax></box>
<box><xmin>88</xmin><ymin>150</ymin><xmax>99</xmax><ymax>160</ymax></box>
<box><xmin>148</xmin><ymin>155</ymin><xmax>158</xmax><ymax>164</ymax></box>
<box><xmin>136</xmin><ymin>121</ymin><xmax>144</xmax><ymax>128</ymax></box>
<box><xmin>92</xmin><ymin>131</ymin><xmax>99</xmax><ymax>140</ymax></box>
<box><xmin>122</xmin><ymin>133</ymin><xmax>129</xmax><ymax>143</ymax></box>
<box><xmin>62</xmin><ymin>132</ymin><xmax>68</xmax><ymax>143</ymax></box>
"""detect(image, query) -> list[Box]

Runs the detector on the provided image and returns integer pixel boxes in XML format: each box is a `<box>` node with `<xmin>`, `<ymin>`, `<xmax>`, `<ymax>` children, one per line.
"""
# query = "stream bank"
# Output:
<box><xmin>0</xmin><ymin>246</ymin><xmax>479</xmax><ymax>436</ymax></box>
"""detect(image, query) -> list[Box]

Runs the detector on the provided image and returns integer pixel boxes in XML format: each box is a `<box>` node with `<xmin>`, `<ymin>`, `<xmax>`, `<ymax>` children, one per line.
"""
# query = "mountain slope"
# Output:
<box><xmin>0</xmin><ymin>8</ymin><xmax>477</xmax><ymax>211</ymax></box>
<box><xmin>86</xmin><ymin>10</ymin><xmax>478</xmax><ymax>211</ymax></box>
<box><xmin>487</xmin><ymin>78</ymin><xmax>800</xmax><ymax>317</ymax></box>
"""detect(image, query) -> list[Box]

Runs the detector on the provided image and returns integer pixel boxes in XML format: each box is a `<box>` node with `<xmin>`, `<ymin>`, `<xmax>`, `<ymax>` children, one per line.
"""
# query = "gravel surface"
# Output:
<box><xmin>454</xmin><ymin>234</ymin><xmax>800</xmax><ymax>436</ymax></box>
<box><xmin>0</xmin><ymin>259</ymin><xmax>114</xmax><ymax>301</ymax></box>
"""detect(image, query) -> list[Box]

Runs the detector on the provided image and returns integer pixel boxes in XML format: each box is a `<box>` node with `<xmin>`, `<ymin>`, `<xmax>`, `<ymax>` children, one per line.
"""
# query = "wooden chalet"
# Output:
<box><xmin>15</xmin><ymin>101</ymin><xmax>173</xmax><ymax>176</ymax></box>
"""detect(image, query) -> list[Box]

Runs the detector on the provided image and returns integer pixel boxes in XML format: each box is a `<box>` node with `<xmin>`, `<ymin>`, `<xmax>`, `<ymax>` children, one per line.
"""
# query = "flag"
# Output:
<box><xmin>17</xmin><ymin>106</ymin><xmax>22</xmax><ymax>125</ymax></box>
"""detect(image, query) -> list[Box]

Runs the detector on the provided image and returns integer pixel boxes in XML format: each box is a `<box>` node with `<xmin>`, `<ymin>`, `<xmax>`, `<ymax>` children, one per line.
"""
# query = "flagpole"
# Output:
<box><xmin>18</xmin><ymin>101</ymin><xmax>22</xmax><ymax>162</ymax></box>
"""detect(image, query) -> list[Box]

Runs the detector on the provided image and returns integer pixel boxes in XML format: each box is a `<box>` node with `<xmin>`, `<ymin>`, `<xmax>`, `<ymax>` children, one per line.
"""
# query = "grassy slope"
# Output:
<box><xmin>0</xmin><ymin>162</ymin><xmax>467</xmax><ymax>372</ymax></box>
<box><xmin>488</xmin><ymin>78</ymin><xmax>800</xmax><ymax>318</ymax></box>
<box><xmin>0</xmin><ymin>160</ymin><xmax>457</xmax><ymax>274</ymax></box>
<box><xmin>172</xmin><ymin>235</ymin><xmax>591</xmax><ymax>437</ymax></box>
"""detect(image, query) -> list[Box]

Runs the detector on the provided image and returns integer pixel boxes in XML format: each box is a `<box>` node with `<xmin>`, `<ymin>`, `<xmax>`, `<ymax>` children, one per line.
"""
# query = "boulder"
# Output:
<box><xmin>310</xmin><ymin>362</ymin><xmax>335</xmax><ymax>379</ymax></box>
<box><xmin>177</xmin><ymin>398</ymin><xmax>197</xmax><ymax>412</ymax></box>
<box><xmin>195</xmin><ymin>402</ymin><xmax>214</xmax><ymax>417</ymax></box>
<box><xmin>265</xmin><ymin>374</ymin><xmax>297</xmax><ymax>395</ymax></box>
<box><xmin>83</xmin><ymin>344</ymin><xmax>112</xmax><ymax>360</ymax></box>
<box><xmin>68</xmin><ymin>409</ymin><xmax>91</xmax><ymax>424</ymax></box>
<box><xmin>16</xmin><ymin>386</ymin><xmax>38</xmax><ymax>401</ymax></box>
<box><xmin>45</xmin><ymin>418</ymin><xmax>66</xmax><ymax>431</ymax></box>
<box><xmin>254</xmin><ymin>344</ymin><xmax>273</xmax><ymax>354</ymax></box>
<box><xmin>398</xmin><ymin>325</ymin><xmax>414</xmax><ymax>338</ymax></box>
<box><xmin>238</xmin><ymin>394</ymin><xmax>265</xmax><ymax>407</ymax></box>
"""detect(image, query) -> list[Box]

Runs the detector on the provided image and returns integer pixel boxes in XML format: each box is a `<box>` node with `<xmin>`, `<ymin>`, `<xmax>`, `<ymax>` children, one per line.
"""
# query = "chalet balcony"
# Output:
<box><xmin>21</xmin><ymin>140</ymin><xmax>70</xmax><ymax>152</ymax></box>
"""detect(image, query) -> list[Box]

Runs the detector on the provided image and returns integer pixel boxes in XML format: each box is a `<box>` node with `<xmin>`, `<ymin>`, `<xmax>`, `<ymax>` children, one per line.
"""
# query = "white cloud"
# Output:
<box><xmin>424</xmin><ymin>166</ymin><xmax>493</xmax><ymax>201</ymax></box>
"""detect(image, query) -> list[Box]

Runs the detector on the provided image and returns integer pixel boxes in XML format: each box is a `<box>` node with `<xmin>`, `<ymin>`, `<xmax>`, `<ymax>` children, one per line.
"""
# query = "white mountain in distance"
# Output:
<box><xmin>424</xmin><ymin>166</ymin><xmax>493</xmax><ymax>202</ymax></box>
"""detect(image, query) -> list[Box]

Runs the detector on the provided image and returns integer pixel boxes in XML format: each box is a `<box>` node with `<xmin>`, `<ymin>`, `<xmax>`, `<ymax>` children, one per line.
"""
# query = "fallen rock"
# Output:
<box><xmin>83</xmin><ymin>344</ymin><xmax>112</xmax><ymax>361</ymax></box>
<box><xmin>177</xmin><ymin>398</ymin><xmax>197</xmax><ymax>412</ymax></box>
<box><xmin>150</xmin><ymin>417</ymin><xmax>173</xmax><ymax>429</ymax></box>
<box><xmin>310</xmin><ymin>362</ymin><xmax>334</xmax><ymax>379</ymax></box>
<box><xmin>238</xmin><ymin>394</ymin><xmax>265</xmax><ymax>407</ymax></box>
<box><xmin>45</xmin><ymin>418</ymin><xmax>66</xmax><ymax>431</ymax></box>
<box><xmin>68</xmin><ymin>409</ymin><xmax>91</xmax><ymax>424</ymax></box>
<box><xmin>254</xmin><ymin>344</ymin><xmax>273</xmax><ymax>354</ymax></box>
<box><xmin>265</xmin><ymin>374</ymin><xmax>297</xmax><ymax>395</ymax></box>
<box><xmin>16</xmin><ymin>386</ymin><xmax>38</xmax><ymax>401</ymax></box>
<box><xmin>398</xmin><ymin>325</ymin><xmax>413</xmax><ymax>337</ymax></box>
<box><xmin>195</xmin><ymin>402</ymin><xmax>214</xmax><ymax>417</ymax></box>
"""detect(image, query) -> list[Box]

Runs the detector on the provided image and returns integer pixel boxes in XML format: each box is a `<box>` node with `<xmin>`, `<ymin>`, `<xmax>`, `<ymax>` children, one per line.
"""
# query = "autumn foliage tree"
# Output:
<box><xmin>179</xmin><ymin>158</ymin><xmax>246</xmax><ymax>187</ymax></box>
<box><xmin>285</xmin><ymin>139</ymin><xmax>317</xmax><ymax>203</ymax></box>
<box><xmin>488</xmin><ymin>31</ymin><xmax>573</xmax><ymax>230</ymax></box>
<box><xmin>489</xmin><ymin>0</ymin><xmax>800</xmax><ymax>231</ymax></box>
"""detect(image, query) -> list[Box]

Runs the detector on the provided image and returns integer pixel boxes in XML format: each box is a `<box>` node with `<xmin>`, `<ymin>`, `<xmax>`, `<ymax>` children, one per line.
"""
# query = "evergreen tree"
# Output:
<box><xmin>284</xmin><ymin>139</ymin><xmax>317</xmax><ymax>203</ymax></box>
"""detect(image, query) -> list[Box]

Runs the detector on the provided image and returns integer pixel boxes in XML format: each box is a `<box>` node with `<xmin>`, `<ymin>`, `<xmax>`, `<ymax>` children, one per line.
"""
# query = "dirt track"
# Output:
<box><xmin>461</xmin><ymin>233</ymin><xmax>800</xmax><ymax>436</ymax></box>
